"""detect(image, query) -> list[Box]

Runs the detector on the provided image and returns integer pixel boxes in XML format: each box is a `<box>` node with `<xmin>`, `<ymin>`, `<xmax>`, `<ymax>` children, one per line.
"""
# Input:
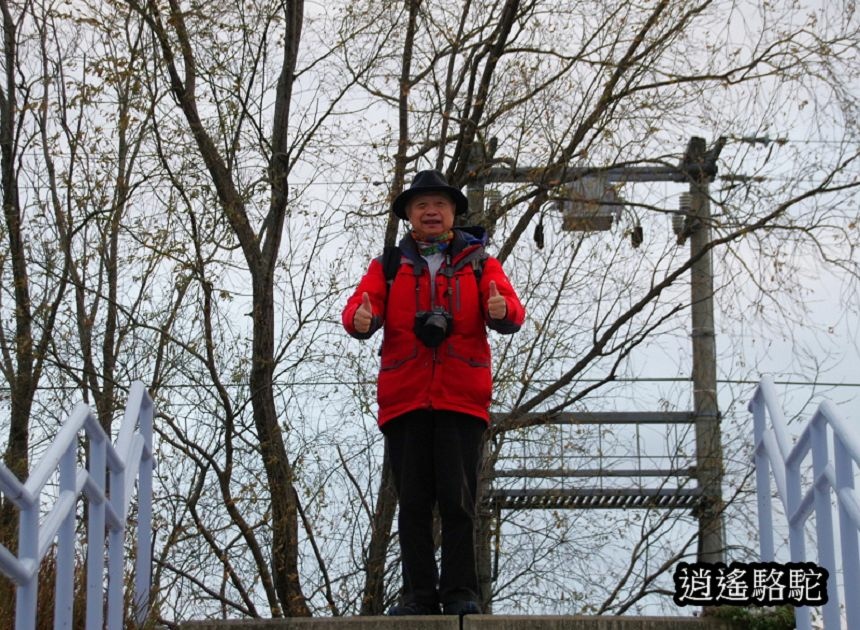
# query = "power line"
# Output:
<box><xmin>3</xmin><ymin>376</ymin><xmax>860</xmax><ymax>394</ymax></box>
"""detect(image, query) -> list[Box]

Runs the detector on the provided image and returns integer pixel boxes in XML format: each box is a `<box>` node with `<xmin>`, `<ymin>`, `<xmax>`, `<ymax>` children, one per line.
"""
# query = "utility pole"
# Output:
<box><xmin>467</xmin><ymin>136</ymin><xmax>727</xmax><ymax>610</ymax></box>
<box><xmin>686</xmin><ymin>137</ymin><xmax>725</xmax><ymax>565</ymax></box>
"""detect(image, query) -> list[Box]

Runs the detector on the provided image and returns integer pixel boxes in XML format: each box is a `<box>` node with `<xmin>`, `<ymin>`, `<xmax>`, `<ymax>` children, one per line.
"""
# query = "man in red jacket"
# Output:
<box><xmin>343</xmin><ymin>170</ymin><xmax>525</xmax><ymax>616</ymax></box>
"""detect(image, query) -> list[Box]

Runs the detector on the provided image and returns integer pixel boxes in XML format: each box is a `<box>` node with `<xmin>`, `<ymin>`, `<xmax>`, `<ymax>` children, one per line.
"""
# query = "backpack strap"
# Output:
<box><xmin>470</xmin><ymin>250</ymin><xmax>487</xmax><ymax>285</ymax></box>
<box><xmin>381</xmin><ymin>245</ymin><xmax>402</xmax><ymax>287</ymax></box>
<box><xmin>443</xmin><ymin>246</ymin><xmax>487</xmax><ymax>284</ymax></box>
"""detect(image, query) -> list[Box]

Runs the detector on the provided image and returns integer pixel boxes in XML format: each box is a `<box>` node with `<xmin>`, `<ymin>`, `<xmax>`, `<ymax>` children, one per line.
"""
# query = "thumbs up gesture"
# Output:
<box><xmin>354</xmin><ymin>292</ymin><xmax>373</xmax><ymax>333</ymax></box>
<box><xmin>487</xmin><ymin>281</ymin><xmax>507</xmax><ymax>320</ymax></box>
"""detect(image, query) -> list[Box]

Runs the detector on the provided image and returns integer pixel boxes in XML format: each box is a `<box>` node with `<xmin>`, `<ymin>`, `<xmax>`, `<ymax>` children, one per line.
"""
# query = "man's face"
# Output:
<box><xmin>406</xmin><ymin>193</ymin><xmax>456</xmax><ymax>238</ymax></box>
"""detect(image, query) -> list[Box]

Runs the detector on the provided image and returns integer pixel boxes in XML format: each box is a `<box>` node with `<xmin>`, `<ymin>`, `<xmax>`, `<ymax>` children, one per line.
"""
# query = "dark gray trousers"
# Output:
<box><xmin>383</xmin><ymin>408</ymin><xmax>486</xmax><ymax>607</ymax></box>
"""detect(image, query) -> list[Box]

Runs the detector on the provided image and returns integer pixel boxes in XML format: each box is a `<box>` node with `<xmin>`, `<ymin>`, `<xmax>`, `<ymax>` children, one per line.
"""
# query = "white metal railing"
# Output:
<box><xmin>750</xmin><ymin>375</ymin><xmax>860</xmax><ymax>630</ymax></box>
<box><xmin>0</xmin><ymin>381</ymin><xmax>154</xmax><ymax>630</ymax></box>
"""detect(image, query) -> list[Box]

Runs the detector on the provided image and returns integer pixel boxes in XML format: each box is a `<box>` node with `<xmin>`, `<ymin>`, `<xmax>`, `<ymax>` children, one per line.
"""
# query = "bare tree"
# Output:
<box><xmin>123</xmin><ymin>0</ymin><xmax>390</xmax><ymax>618</ymax></box>
<box><xmin>120</xmin><ymin>0</ymin><xmax>317</xmax><ymax>615</ymax></box>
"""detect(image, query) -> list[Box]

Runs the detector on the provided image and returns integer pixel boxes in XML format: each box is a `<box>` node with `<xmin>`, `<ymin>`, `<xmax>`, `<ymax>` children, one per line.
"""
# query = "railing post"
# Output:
<box><xmin>786</xmin><ymin>450</ymin><xmax>812</xmax><ymax>630</ymax></box>
<box><xmin>55</xmin><ymin>444</ymin><xmax>77</xmax><ymax>629</ymax></box>
<box><xmin>86</xmin><ymin>432</ymin><xmax>106</xmax><ymax>630</ymax></box>
<box><xmin>107</xmin><ymin>464</ymin><xmax>126</xmax><ymax>630</ymax></box>
<box><xmin>134</xmin><ymin>390</ymin><xmax>155</xmax><ymax>625</ymax></box>
<box><xmin>751</xmin><ymin>391</ymin><xmax>775</xmax><ymax>562</ymax></box>
<box><xmin>835</xmin><ymin>438</ymin><xmax>860</xmax><ymax>629</ymax></box>
<box><xmin>15</xmin><ymin>501</ymin><xmax>38</xmax><ymax>630</ymax></box>
<box><xmin>811</xmin><ymin>414</ymin><xmax>841</xmax><ymax>629</ymax></box>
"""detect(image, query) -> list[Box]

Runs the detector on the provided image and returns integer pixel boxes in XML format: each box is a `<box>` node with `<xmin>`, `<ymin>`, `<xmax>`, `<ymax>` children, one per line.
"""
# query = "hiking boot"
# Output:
<box><xmin>386</xmin><ymin>601</ymin><xmax>441</xmax><ymax>616</ymax></box>
<box><xmin>442</xmin><ymin>600</ymin><xmax>481</xmax><ymax>616</ymax></box>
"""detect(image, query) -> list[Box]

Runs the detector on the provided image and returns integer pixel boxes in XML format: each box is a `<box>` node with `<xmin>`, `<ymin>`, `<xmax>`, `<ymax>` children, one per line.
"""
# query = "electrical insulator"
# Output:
<box><xmin>673</xmin><ymin>192</ymin><xmax>692</xmax><ymax>236</ymax></box>
<box><xmin>534</xmin><ymin>215</ymin><xmax>545</xmax><ymax>250</ymax></box>
<box><xmin>631</xmin><ymin>225</ymin><xmax>643</xmax><ymax>248</ymax></box>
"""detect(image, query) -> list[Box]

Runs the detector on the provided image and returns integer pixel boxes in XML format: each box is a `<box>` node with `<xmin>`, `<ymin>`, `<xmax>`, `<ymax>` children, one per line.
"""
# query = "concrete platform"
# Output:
<box><xmin>465</xmin><ymin>616</ymin><xmax>732</xmax><ymax>629</ymax></box>
<box><xmin>181</xmin><ymin>615</ymin><xmax>733</xmax><ymax>630</ymax></box>
<box><xmin>181</xmin><ymin>619</ymin><xmax>454</xmax><ymax>630</ymax></box>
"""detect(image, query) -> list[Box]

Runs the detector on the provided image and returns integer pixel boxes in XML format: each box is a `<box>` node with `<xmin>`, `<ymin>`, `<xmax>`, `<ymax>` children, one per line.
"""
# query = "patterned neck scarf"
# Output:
<box><xmin>412</xmin><ymin>229</ymin><xmax>454</xmax><ymax>256</ymax></box>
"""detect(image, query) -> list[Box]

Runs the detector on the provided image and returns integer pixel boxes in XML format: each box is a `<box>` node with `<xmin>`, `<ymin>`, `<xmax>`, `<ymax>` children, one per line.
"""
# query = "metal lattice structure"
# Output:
<box><xmin>484</xmin><ymin>411</ymin><xmax>705</xmax><ymax>512</ymax></box>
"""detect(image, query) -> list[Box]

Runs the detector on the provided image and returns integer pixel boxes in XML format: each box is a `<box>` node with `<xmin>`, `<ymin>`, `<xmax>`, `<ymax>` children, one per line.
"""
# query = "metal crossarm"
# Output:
<box><xmin>486</xmin><ymin>487</ymin><xmax>703</xmax><ymax>510</ymax></box>
<box><xmin>492</xmin><ymin>467</ymin><xmax>696</xmax><ymax>479</ymax></box>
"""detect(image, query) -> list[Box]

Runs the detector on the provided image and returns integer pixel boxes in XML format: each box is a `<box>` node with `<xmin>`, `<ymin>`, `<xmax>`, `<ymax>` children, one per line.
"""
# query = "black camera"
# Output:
<box><xmin>414</xmin><ymin>308</ymin><xmax>453</xmax><ymax>347</ymax></box>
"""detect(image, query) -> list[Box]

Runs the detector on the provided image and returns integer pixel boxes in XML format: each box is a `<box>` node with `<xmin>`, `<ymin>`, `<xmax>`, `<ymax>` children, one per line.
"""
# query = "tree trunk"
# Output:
<box><xmin>0</xmin><ymin>0</ymin><xmax>31</xmax><ymax>622</ymax></box>
<box><xmin>360</xmin><ymin>451</ymin><xmax>398</xmax><ymax>614</ymax></box>
<box><xmin>124</xmin><ymin>0</ymin><xmax>312</xmax><ymax>613</ymax></box>
<box><xmin>250</xmin><ymin>272</ymin><xmax>310</xmax><ymax>617</ymax></box>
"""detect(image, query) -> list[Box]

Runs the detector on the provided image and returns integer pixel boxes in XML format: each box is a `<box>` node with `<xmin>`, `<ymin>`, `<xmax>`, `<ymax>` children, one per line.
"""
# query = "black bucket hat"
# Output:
<box><xmin>392</xmin><ymin>169</ymin><xmax>469</xmax><ymax>219</ymax></box>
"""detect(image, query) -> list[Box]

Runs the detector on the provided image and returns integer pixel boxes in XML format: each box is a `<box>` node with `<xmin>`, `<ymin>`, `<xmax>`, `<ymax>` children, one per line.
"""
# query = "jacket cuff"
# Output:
<box><xmin>349</xmin><ymin>315</ymin><xmax>382</xmax><ymax>340</ymax></box>
<box><xmin>487</xmin><ymin>316</ymin><xmax>521</xmax><ymax>335</ymax></box>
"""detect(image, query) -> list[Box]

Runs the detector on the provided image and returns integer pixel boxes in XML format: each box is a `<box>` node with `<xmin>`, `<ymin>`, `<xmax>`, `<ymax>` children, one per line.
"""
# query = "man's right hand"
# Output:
<box><xmin>353</xmin><ymin>292</ymin><xmax>373</xmax><ymax>333</ymax></box>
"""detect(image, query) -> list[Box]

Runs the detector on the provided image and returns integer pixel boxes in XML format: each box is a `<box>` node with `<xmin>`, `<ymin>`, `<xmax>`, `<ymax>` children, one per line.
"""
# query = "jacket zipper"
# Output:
<box><xmin>430</xmin><ymin>268</ymin><xmax>437</xmax><ymax>407</ymax></box>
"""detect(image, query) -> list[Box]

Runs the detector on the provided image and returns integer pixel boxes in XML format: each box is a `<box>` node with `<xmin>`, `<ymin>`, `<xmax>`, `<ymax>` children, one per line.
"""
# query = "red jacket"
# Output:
<box><xmin>342</xmin><ymin>229</ymin><xmax>525</xmax><ymax>427</ymax></box>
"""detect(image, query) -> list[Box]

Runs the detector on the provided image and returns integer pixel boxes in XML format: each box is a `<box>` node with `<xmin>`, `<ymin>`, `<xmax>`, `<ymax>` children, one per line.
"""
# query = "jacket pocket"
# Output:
<box><xmin>381</xmin><ymin>342</ymin><xmax>419</xmax><ymax>370</ymax></box>
<box><xmin>446</xmin><ymin>343</ymin><xmax>490</xmax><ymax>368</ymax></box>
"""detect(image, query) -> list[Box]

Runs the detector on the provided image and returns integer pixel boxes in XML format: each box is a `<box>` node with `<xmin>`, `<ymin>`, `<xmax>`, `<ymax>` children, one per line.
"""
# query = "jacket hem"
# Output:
<box><xmin>378</xmin><ymin>405</ymin><xmax>491</xmax><ymax>429</ymax></box>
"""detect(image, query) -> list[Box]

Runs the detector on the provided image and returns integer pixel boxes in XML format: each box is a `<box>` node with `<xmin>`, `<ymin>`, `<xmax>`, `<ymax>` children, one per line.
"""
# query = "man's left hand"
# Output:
<box><xmin>488</xmin><ymin>281</ymin><xmax>507</xmax><ymax>320</ymax></box>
